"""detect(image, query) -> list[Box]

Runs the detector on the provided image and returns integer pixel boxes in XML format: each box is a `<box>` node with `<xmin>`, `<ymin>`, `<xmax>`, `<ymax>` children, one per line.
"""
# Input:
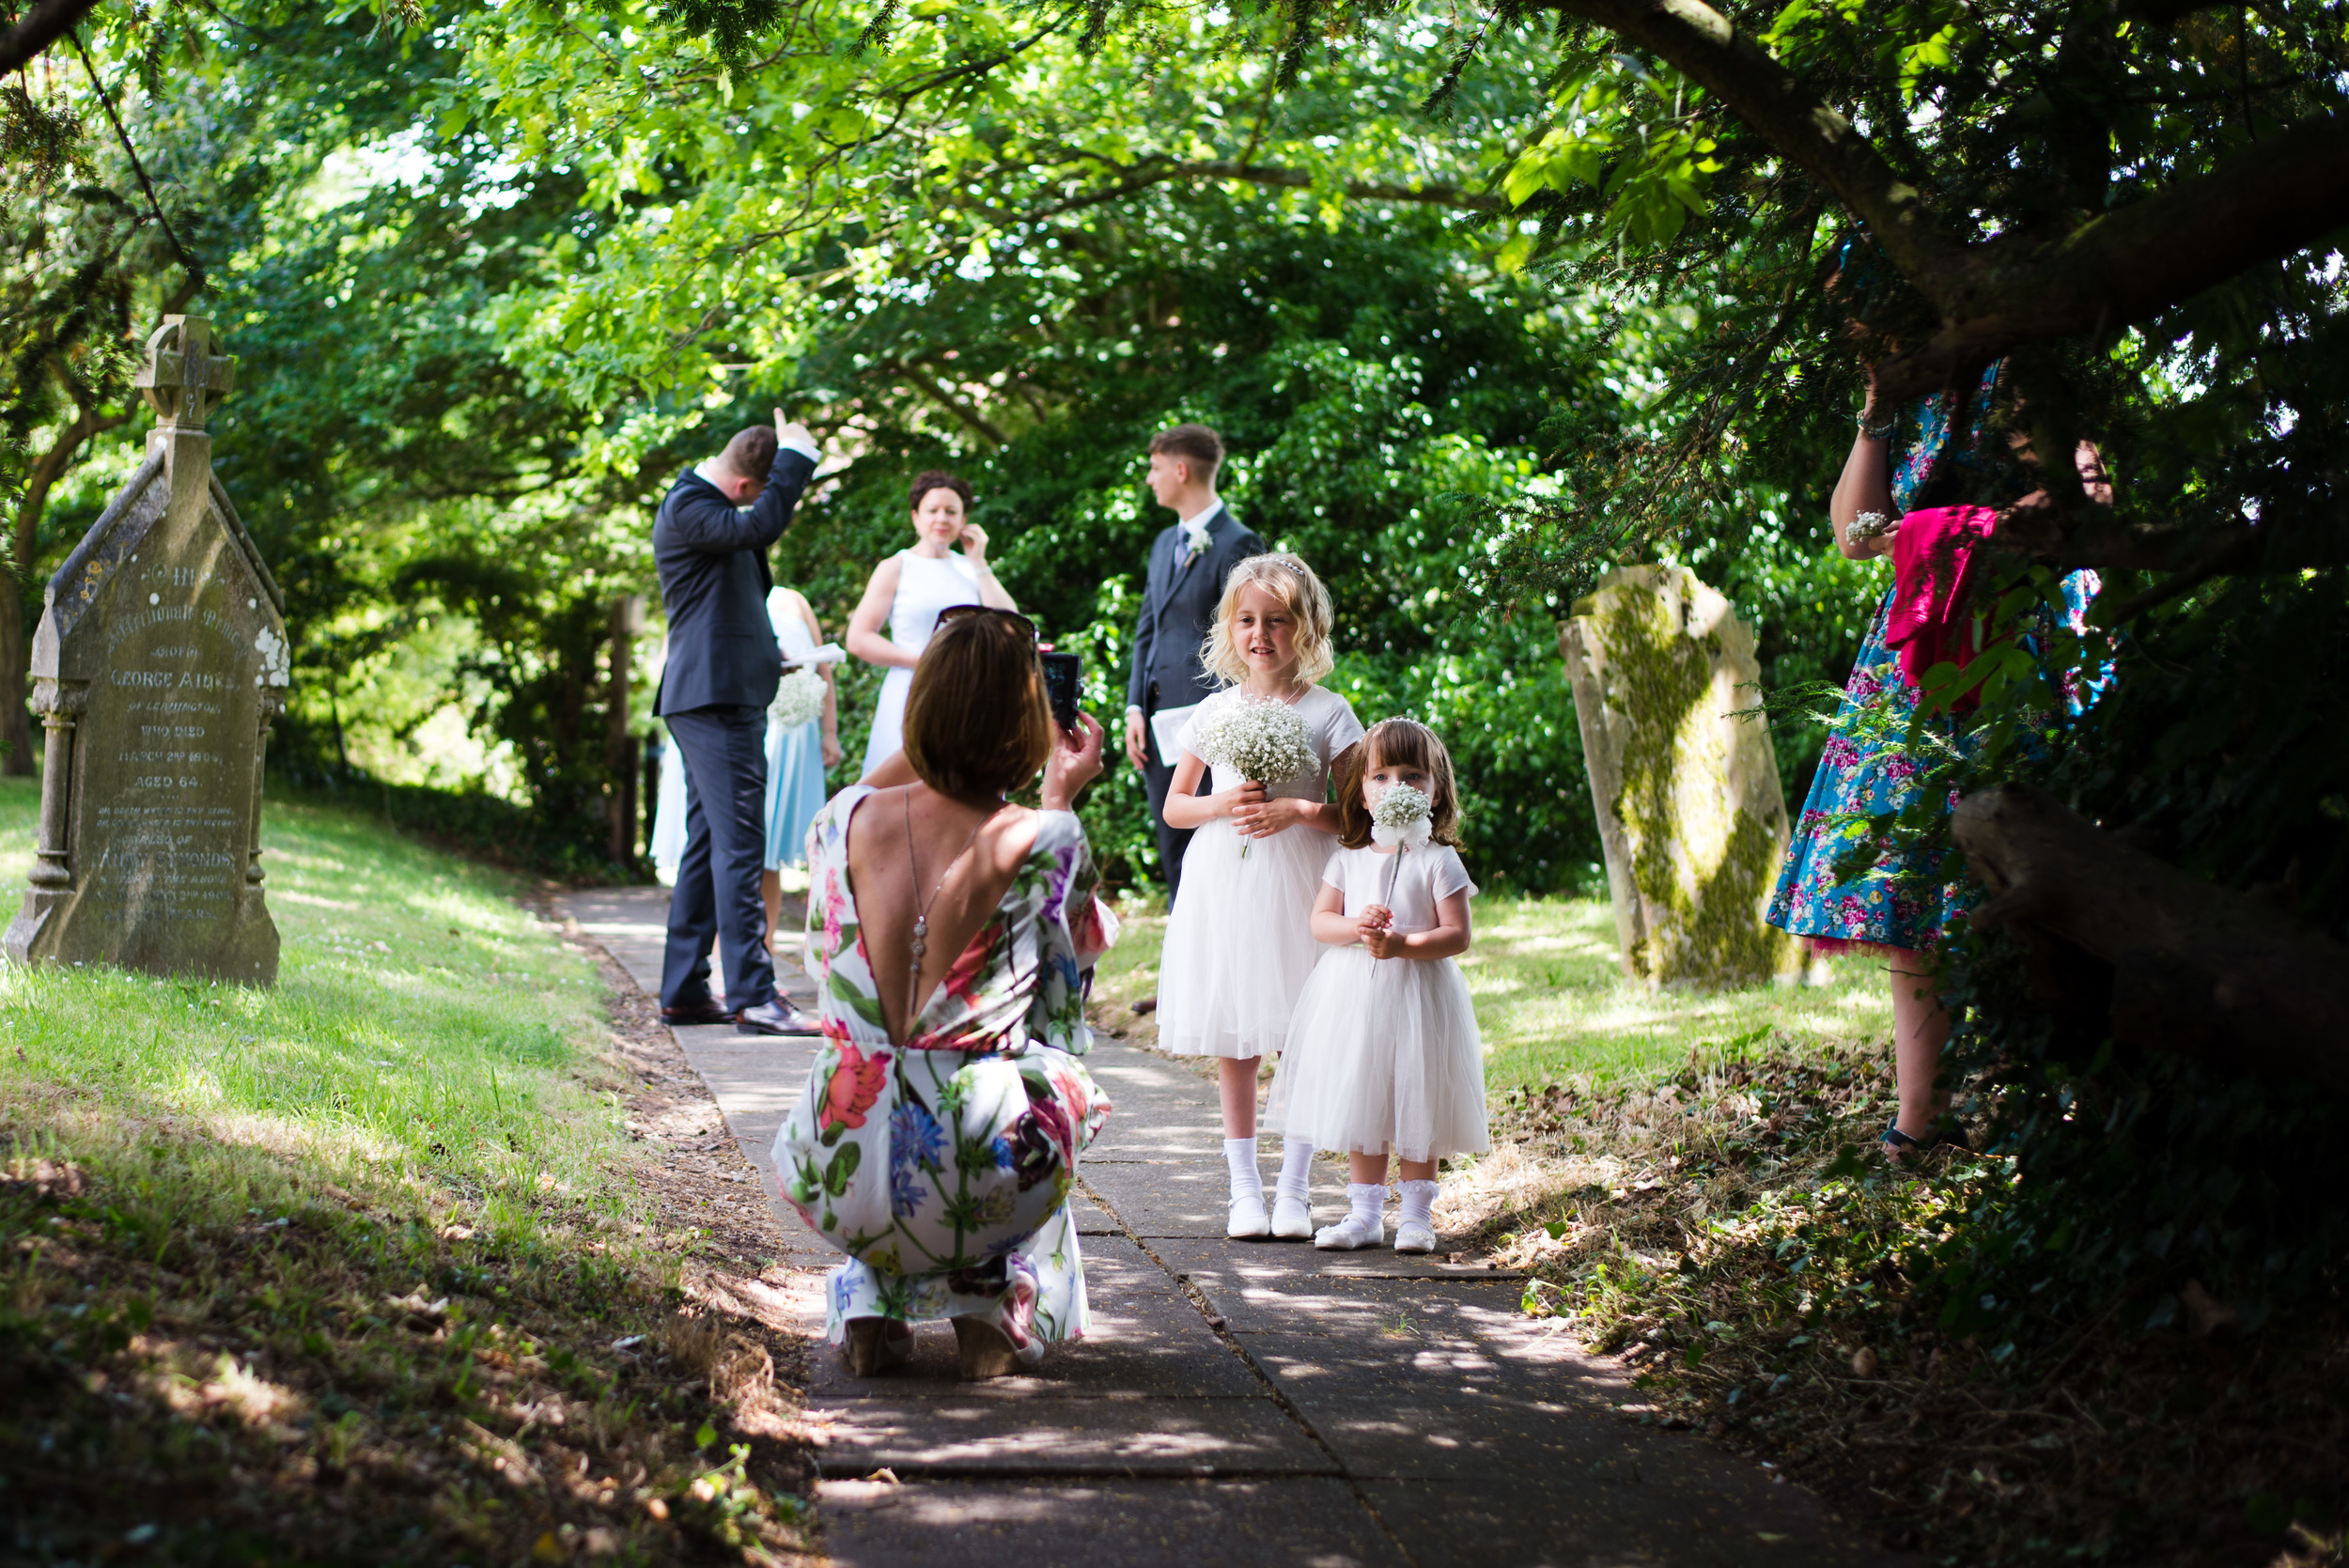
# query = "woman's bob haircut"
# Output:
<box><xmin>1201</xmin><ymin>551</ymin><xmax>1335</xmax><ymax>687</ymax></box>
<box><xmin>902</xmin><ymin>612</ymin><xmax>1055</xmax><ymax>799</ymax></box>
<box><xmin>1331</xmin><ymin>717</ymin><xmax>1463</xmax><ymax>851</ymax></box>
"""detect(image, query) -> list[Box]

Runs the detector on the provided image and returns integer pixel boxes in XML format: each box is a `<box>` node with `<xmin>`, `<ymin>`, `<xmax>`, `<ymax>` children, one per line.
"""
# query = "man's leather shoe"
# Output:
<box><xmin>737</xmin><ymin>998</ymin><xmax>823</xmax><ymax>1036</ymax></box>
<box><xmin>661</xmin><ymin>1000</ymin><xmax>735</xmax><ymax>1027</ymax></box>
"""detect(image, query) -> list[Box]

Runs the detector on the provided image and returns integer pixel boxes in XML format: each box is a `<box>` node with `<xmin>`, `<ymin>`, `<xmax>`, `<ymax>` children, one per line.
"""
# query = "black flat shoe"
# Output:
<box><xmin>661</xmin><ymin>1001</ymin><xmax>735</xmax><ymax>1027</ymax></box>
<box><xmin>1883</xmin><ymin>1120</ymin><xmax>1974</xmax><ymax>1160</ymax></box>
<box><xmin>737</xmin><ymin>999</ymin><xmax>823</xmax><ymax>1036</ymax></box>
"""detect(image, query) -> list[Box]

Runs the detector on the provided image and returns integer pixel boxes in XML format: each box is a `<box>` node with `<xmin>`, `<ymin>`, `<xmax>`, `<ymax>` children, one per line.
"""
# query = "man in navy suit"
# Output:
<box><xmin>654</xmin><ymin>411</ymin><xmax>823</xmax><ymax>1035</ymax></box>
<box><xmin>1123</xmin><ymin>424</ymin><xmax>1265</xmax><ymax>906</ymax></box>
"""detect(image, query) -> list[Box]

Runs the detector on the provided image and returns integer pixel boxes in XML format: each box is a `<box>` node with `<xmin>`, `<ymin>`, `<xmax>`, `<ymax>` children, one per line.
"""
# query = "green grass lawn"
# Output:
<box><xmin>1092</xmin><ymin>885</ymin><xmax>1894</xmax><ymax>1088</ymax></box>
<box><xmin>0</xmin><ymin>774</ymin><xmax>814</xmax><ymax>1563</ymax></box>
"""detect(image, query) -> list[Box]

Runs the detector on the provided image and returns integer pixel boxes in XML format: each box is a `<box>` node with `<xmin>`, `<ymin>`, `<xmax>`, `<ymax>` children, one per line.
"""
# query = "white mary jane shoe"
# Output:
<box><xmin>1226</xmin><ymin>1190</ymin><xmax>1272</xmax><ymax>1239</ymax></box>
<box><xmin>1314</xmin><ymin>1215</ymin><xmax>1384</xmax><ymax>1250</ymax></box>
<box><xmin>1392</xmin><ymin>1220</ymin><xmax>1438</xmax><ymax>1255</ymax></box>
<box><xmin>1271</xmin><ymin>1194</ymin><xmax>1314</xmax><ymax>1240</ymax></box>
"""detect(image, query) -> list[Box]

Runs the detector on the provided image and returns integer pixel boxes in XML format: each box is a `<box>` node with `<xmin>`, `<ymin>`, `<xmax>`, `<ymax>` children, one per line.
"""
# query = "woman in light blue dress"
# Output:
<box><xmin>763</xmin><ymin>585</ymin><xmax>842</xmax><ymax>953</ymax></box>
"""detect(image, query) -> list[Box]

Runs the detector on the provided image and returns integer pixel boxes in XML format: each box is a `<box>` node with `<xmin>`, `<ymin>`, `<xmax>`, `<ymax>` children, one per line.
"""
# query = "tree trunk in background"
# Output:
<box><xmin>1952</xmin><ymin>783</ymin><xmax>2349</xmax><ymax>1094</ymax></box>
<box><xmin>0</xmin><ymin>586</ymin><xmax>30</xmax><ymax>776</ymax></box>
<box><xmin>6</xmin><ymin>406</ymin><xmax>132</xmax><ymax>776</ymax></box>
<box><xmin>606</xmin><ymin>596</ymin><xmax>644</xmax><ymax>865</ymax></box>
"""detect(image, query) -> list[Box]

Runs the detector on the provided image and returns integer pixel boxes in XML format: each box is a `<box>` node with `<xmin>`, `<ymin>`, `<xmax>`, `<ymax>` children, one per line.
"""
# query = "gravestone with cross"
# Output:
<box><xmin>6</xmin><ymin>316</ymin><xmax>288</xmax><ymax>984</ymax></box>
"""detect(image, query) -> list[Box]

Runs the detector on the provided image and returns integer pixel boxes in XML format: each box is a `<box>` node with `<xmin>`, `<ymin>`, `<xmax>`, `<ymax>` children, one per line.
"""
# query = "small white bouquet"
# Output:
<box><xmin>1370</xmin><ymin>783</ymin><xmax>1433</xmax><ymax>963</ymax></box>
<box><xmin>1371</xmin><ymin>784</ymin><xmax>1433</xmax><ymax>849</ymax></box>
<box><xmin>1191</xmin><ymin>694</ymin><xmax>1315</xmax><ymax>858</ymax></box>
<box><xmin>769</xmin><ymin>665</ymin><xmax>826</xmax><ymax>731</ymax></box>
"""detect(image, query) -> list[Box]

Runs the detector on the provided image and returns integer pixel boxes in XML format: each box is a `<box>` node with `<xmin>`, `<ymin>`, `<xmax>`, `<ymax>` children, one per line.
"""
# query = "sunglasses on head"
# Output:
<box><xmin>936</xmin><ymin>603</ymin><xmax>1038</xmax><ymax>644</ymax></box>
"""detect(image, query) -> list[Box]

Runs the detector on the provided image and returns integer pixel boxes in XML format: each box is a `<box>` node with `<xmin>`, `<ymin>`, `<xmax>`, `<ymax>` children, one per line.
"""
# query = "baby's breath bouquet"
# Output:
<box><xmin>1370</xmin><ymin>784</ymin><xmax>1433</xmax><ymax>849</ymax></box>
<box><xmin>1370</xmin><ymin>783</ymin><xmax>1434</xmax><ymax>963</ymax></box>
<box><xmin>1192</xmin><ymin>694</ymin><xmax>1315</xmax><ymax>858</ymax></box>
<box><xmin>769</xmin><ymin>665</ymin><xmax>827</xmax><ymax>731</ymax></box>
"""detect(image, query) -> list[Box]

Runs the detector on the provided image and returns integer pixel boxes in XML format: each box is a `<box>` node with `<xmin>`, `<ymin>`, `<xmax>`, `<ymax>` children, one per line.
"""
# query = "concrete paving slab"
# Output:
<box><xmin>809</xmin><ymin>1238</ymin><xmax>1261</xmax><ymax>1402</ymax></box>
<box><xmin>813</xmin><ymin>1393</ymin><xmax>1341</xmax><ymax>1479</ymax></box>
<box><xmin>1183</xmin><ymin>1268</ymin><xmax>1534</xmax><ymax>1339</ymax></box>
<box><xmin>1069</xmin><ymin>1185</ymin><xmax>1122</xmax><ymax>1235</ymax></box>
<box><xmin>818</xmin><ymin>1478</ymin><xmax>1410</xmax><ymax>1568</ymax></box>
<box><xmin>1364</xmin><ymin>1476</ymin><xmax>1910</xmax><ymax>1568</ymax></box>
<box><xmin>1153</xmin><ymin>1236</ymin><xmax>1527</xmax><ymax>1285</ymax></box>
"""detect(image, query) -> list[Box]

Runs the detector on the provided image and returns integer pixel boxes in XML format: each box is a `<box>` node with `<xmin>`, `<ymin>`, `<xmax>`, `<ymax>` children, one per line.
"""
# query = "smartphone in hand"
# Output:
<box><xmin>1041</xmin><ymin>651</ymin><xmax>1081</xmax><ymax>731</ymax></box>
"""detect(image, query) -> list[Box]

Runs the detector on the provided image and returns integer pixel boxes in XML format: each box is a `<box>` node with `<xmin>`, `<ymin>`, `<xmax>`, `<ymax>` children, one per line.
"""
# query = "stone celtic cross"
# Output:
<box><xmin>6</xmin><ymin>316</ymin><xmax>287</xmax><ymax>984</ymax></box>
<box><xmin>132</xmin><ymin>315</ymin><xmax>237</xmax><ymax>429</ymax></box>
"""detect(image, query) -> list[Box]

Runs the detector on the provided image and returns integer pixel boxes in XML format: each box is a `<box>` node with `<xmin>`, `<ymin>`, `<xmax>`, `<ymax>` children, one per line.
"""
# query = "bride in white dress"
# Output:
<box><xmin>846</xmin><ymin>470</ymin><xmax>1019</xmax><ymax>775</ymax></box>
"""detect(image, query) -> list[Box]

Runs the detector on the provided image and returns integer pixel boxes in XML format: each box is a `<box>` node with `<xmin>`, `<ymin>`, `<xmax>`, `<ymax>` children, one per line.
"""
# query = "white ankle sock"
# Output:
<box><xmin>1346</xmin><ymin>1182</ymin><xmax>1386</xmax><ymax>1228</ymax></box>
<box><xmin>1397</xmin><ymin>1179</ymin><xmax>1439</xmax><ymax>1230</ymax></box>
<box><xmin>1275</xmin><ymin>1139</ymin><xmax>1315</xmax><ymax>1203</ymax></box>
<box><xmin>1223</xmin><ymin>1137</ymin><xmax>1261</xmax><ymax>1200</ymax></box>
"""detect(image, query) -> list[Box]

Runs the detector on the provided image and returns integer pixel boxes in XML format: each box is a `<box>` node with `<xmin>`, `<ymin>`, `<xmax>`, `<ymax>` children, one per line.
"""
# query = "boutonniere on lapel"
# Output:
<box><xmin>1174</xmin><ymin>516</ymin><xmax>1214</xmax><ymax>577</ymax></box>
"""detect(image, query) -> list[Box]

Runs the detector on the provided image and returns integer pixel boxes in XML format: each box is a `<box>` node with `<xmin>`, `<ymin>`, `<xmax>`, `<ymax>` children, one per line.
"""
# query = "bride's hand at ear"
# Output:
<box><xmin>959</xmin><ymin>521</ymin><xmax>991</xmax><ymax>563</ymax></box>
<box><xmin>1042</xmin><ymin>711</ymin><xmax>1105</xmax><ymax>811</ymax></box>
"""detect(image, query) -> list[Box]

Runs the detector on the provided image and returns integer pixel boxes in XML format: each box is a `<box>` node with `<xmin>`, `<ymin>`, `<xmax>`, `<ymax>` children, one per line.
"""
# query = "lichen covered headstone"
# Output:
<box><xmin>1559</xmin><ymin>566</ymin><xmax>1795</xmax><ymax>988</ymax></box>
<box><xmin>6</xmin><ymin>317</ymin><xmax>287</xmax><ymax>984</ymax></box>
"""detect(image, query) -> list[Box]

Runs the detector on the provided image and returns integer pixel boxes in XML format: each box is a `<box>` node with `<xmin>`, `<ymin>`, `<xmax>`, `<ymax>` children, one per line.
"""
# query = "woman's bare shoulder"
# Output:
<box><xmin>982</xmin><ymin>804</ymin><xmax>1046</xmax><ymax>872</ymax></box>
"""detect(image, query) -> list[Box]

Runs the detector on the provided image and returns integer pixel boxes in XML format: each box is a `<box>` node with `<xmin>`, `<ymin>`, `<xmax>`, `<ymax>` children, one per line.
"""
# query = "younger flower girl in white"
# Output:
<box><xmin>1268</xmin><ymin>718</ymin><xmax>1487</xmax><ymax>1252</ymax></box>
<box><xmin>1156</xmin><ymin>553</ymin><xmax>1364</xmax><ymax>1239</ymax></box>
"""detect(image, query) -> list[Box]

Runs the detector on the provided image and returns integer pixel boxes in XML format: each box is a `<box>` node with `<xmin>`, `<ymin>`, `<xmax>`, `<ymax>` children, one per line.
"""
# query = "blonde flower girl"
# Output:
<box><xmin>1268</xmin><ymin>718</ymin><xmax>1487</xmax><ymax>1252</ymax></box>
<box><xmin>1155</xmin><ymin>553</ymin><xmax>1364</xmax><ymax>1239</ymax></box>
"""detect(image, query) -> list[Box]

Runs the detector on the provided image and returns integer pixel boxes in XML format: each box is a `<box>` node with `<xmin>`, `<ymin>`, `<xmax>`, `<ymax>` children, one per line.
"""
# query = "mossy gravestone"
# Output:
<box><xmin>1559</xmin><ymin>566</ymin><xmax>1796</xmax><ymax>989</ymax></box>
<box><xmin>6</xmin><ymin>317</ymin><xmax>288</xmax><ymax>984</ymax></box>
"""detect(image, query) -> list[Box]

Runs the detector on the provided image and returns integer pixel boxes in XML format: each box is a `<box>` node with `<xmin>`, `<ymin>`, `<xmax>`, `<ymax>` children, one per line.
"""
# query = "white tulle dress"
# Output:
<box><xmin>1154</xmin><ymin>685</ymin><xmax>1364</xmax><ymax>1061</ymax></box>
<box><xmin>1267</xmin><ymin>842</ymin><xmax>1489</xmax><ymax>1163</ymax></box>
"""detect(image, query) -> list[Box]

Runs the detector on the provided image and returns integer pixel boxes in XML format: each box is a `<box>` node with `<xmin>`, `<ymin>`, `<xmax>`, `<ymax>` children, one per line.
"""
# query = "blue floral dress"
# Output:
<box><xmin>1766</xmin><ymin>369</ymin><xmax>2102</xmax><ymax>953</ymax></box>
<box><xmin>773</xmin><ymin>786</ymin><xmax>1114</xmax><ymax>1351</ymax></box>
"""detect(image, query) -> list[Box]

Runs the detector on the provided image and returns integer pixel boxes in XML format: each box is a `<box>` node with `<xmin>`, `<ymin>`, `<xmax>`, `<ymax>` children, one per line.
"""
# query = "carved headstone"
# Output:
<box><xmin>6</xmin><ymin>317</ymin><xmax>288</xmax><ymax>984</ymax></box>
<box><xmin>1559</xmin><ymin>566</ymin><xmax>1795</xmax><ymax>989</ymax></box>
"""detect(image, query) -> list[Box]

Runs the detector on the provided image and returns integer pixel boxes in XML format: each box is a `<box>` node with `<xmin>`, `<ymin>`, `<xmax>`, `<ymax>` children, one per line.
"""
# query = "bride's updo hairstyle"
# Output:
<box><xmin>1331</xmin><ymin>718</ymin><xmax>1463</xmax><ymax>851</ymax></box>
<box><xmin>910</xmin><ymin>470</ymin><xmax>974</xmax><ymax>515</ymax></box>
<box><xmin>1201</xmin><ymin>551</ymin><xmax>1335</xmax><ymax>686</ymax></box>
<box><xmin>903</xmin><ymin>612</ymin><xmax>1053</xmax><ymax>800</ymax></box>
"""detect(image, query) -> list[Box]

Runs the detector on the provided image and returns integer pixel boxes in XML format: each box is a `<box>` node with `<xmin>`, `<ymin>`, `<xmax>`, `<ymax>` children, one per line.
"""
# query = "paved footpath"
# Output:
<box><xmin>559</xmin><ymin>886</ymin><xmax>1909</xmax><ymax>1568</ymax></box>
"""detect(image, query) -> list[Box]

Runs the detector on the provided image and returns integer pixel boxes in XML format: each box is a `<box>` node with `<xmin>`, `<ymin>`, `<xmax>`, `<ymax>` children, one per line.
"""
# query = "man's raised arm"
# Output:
<box><xmin>671</xmin><ymin>413</ymin><xmax>821</xmax><ymax>553</ymax></box>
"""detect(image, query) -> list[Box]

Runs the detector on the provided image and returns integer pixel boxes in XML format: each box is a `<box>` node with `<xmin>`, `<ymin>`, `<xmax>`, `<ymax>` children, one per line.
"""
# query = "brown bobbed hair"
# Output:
<box><xmin>722</xmin><ymin>426</ymin><xmax>779</xmax><ymax>479</ymax></box>
<box><xmin>1331</xmin><ymin>718</ymin><xmax>1463</xmax><ymax>851</ymax></box>
<box><xmin>1148</xmin><ymin>423</ymin><xmax>1224</xmax><ymax>481</ymax></box>
<box><xmin>903</xmin><ymin>613</ymin><xmax>1054</xmax><ymax>800</ymax></box>
<box><xmin>910</xmin><ymin>470</ymin><xmax>973</xmax><ymax>515</ymax></box>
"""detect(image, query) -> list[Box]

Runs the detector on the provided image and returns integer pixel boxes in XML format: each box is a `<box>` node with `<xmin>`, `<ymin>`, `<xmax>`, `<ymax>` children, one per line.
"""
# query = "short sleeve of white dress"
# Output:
<box><xmin>1173</xmin><ymin>691</ymin><xmax>1221</xmax><ymax>761</ymax></box>
<box><xmin>1312</xmin><ymin>689</ymin><xmax>1366</xmax><ymax>768</ymax></box>
<box><xmin>1427</xmin><ymin>845</ymin><xmax>1478</xmax><ymax>904</ymax></box>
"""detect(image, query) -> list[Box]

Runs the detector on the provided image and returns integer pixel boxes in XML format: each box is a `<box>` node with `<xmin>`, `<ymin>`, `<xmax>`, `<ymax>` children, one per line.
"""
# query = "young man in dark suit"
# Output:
<box><xmin>1122</xmin><ymin>424</ymin><xmax>1265</xmax><ymax>907</ymax></box>
<box><xmin>654</xmin><ymin>411</ymin><xmax>823</xmax><ymax>1035</ymax></box>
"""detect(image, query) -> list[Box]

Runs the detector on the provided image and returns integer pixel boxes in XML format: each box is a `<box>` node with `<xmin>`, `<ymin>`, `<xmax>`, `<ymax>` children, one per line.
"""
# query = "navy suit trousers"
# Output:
<box><xmin>661</xmin><ymin>705</ymin><xmax>776</xmax><ymax>1013</ymax></box>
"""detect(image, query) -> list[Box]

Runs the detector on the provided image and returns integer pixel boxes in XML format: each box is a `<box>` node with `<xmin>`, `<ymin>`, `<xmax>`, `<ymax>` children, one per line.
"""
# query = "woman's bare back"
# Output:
<box><xmin>846</xmin><ymin>784</ymin><xmax>1042</xmax><ymax>1044</ymax></box>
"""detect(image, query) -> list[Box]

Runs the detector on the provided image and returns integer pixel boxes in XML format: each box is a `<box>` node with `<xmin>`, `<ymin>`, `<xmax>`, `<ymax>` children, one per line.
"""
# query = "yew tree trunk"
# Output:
<box><xmin>1952</xmin><ymin>784</ymin><xmax>2349</xmax><ymax>1094</ymax></box>
<box><xmin>0</xmin><ymin>581</ymin><xmax>31</xmax><ymax>777</ymax></box>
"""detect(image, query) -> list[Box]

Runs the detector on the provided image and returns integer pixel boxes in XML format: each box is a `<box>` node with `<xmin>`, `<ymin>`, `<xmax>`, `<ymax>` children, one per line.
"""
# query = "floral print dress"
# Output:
<box><xmin>774</xmin><ymin>785</ymin><xmax>1113</xmax><ymax>1352</ymax></box>
<box><xmin>1766</xmin><ymin>367</ymin><xmax>2103</xmax><ymax>954</ymax></box>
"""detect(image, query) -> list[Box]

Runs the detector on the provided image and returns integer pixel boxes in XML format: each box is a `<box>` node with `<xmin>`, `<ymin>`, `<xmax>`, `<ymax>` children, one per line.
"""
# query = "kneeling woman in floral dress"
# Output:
<box><xmin>775</xmin><ymin>608</ymin><xmax>1114</xmax><ymax>1378</ymax></box>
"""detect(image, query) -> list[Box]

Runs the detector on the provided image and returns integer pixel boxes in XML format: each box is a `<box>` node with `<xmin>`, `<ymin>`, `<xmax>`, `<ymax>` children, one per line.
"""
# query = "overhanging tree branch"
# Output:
<box><xmin>1019</xmin><ymin>156</ymin><xmax>1507</xmax><ymax>223</ymax></box>
<box><xmin>1532</xmin><ymin>0</ymin><xmax>2349</xmax><ymax>401</ymax></box>
<box><xmin>1878</xmin><ymin>113</ymin><xmax>2349</xmax><ymax>399</ymax></box>
<box><xmin>0</xmin><ymin>0</ymin><xmax>101</xmax><ymax>77</ymax></box>
<box><xmin>1532</xmin><ymin>0</ymin><xmax>1958</xmax><ymax>283</ymax></box>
